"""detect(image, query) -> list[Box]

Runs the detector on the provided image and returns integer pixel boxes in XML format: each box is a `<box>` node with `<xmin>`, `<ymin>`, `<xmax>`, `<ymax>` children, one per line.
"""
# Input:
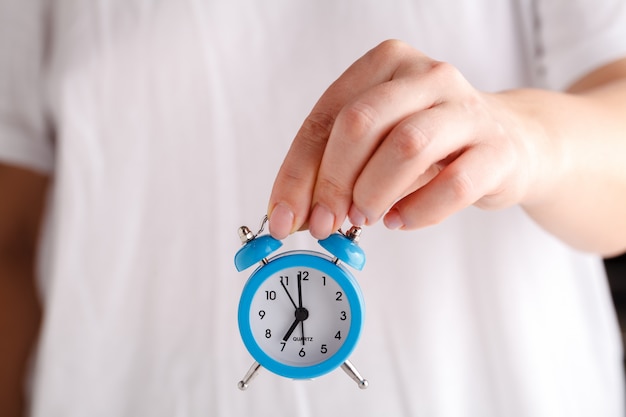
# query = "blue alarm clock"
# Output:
<box><xmin>234</xmin><ymin>217</ymin><xmax>368</xmax><ymax>390</ymax></box>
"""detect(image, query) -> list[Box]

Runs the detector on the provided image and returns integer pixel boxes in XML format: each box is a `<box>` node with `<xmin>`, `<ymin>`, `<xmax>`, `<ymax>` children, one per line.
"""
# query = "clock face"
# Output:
<box><xmin>238</xmin><ymin>251</ymin><xmax>364</xmax><ymax>379</ymax></box>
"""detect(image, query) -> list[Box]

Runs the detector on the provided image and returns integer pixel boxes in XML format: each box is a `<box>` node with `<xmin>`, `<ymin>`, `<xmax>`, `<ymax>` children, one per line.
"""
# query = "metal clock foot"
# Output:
<box><xmin>341</xmin><ymin>360</ymin><xmax>368</xmax><ymax>389</ymax></box>
<box><xmin>238</xmin><ymin>361</ymin><xmax>262</xmax><ymax>390</ymax></box>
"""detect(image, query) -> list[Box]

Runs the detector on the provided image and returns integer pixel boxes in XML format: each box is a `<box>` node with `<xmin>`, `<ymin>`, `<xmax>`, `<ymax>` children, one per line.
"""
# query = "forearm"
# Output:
<box><xmin>0</xmin><ymin>164</ymin><xmax>48</xmax><ymax>417</ymax></box>
<box><xmin>501</xmin><ymin>79</ymin><xmax>626</xmax><ymax>256</ymax></box>
<box><xmin>0</xmin><ymin>257</ymin><xmax>41</xmax><ymax>417</ymax></box>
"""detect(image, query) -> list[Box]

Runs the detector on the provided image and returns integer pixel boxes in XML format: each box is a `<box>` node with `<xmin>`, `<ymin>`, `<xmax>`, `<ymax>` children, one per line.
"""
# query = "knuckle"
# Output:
<box><xmin>277</xmin><ymin>163</ymin><xmax>306</xmax><ymax>185</ymax></box>
<box><xmin>316</xmin><ymin>175</ymin><xmax>351</xmax><ymax>202</ymax></box>
<box><xmin>427</xmin><ymin>60</ymin><xmax>468</xmax><ymax>91</ymax></box>
<box><xmin>376</xmin><ymin>39</ymin><xmax>410</xmax><ymax>57</ymax></box>
<box><xmin>448</xmin><ymin>169</ymin><xmax>476</xmax><ymax>203</ymax></box>
<box><xmin>429</xmin><ymin>60</ymin><xmax>457</xmax><ymax>79</ymax></box>
<box><xmin>339</xmin><ymin>101</ymin><xmax>379</xmax><ymax>139</ymax></box>
<box><xmin>299</xmin><ymin>111</ymin><xmax>336</xmax><ymax>148</ymax></box>
<box><xmin>390</xmin><ymin>121</ymin><xmax>431</xmax><ymax>159</ymax></box>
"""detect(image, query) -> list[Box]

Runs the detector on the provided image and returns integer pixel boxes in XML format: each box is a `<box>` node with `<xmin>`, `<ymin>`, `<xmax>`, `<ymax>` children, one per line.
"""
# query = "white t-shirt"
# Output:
<box><xmin>1</xmin><ymin>1</ymin><xmax>625</xmax><ymax>416</ymax></box>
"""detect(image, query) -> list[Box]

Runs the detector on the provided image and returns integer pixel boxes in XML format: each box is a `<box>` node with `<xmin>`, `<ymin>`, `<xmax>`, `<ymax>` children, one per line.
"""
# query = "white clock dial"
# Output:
<box><xmin>248</xmin><ymin>266</ymin><xmax>352</xmax><ymax>367</ymax></box>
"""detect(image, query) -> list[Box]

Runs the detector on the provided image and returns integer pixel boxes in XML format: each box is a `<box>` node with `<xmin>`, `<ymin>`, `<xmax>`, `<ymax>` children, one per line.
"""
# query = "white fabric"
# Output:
<box><xmin>1</xmin><ymin>0</ymin><xmax>625</xmax><ymax>416</ymax></box>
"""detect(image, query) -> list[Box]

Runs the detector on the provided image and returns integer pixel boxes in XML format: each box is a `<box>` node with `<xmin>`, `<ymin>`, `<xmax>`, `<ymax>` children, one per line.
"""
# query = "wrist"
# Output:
<box><xmin>490</xmin><ymin>88</ymin><xmax>569</xmax><ymax>208</ymax></box>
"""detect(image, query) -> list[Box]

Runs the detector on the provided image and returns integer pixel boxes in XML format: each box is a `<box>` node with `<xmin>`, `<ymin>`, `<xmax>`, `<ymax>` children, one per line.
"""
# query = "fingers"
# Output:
<box><xmin>268</xmin><ymin>39</ymin><xmax>497</xmax><ymax>240</ymax></box>
<box><xmin>383</xmin><ymin>144</ymin><xmax>504</xmax><ymax>230</ymax></box>
<box><xmin>308</xmin><ymin>77</ymin><xmax>439</xmax><ymax>238</ymax></box>
<box><xmin>303</xmin><ymin>61</ymin><xmax>459</xmax><ymax>239</ymax></box>
<box><xmin>267</xmin><ymin>110</ymin><xmax>336</xmax><ymax>240</ymax></box>
<box><xmin>268</xmin><ymin>40</ymin><xmax>424</xmax><ymax>239</ymax></box>
<box><xmin>349</xmin><ymin>101</ymin><xmax>479</xmax><ymax>226</ymax></box>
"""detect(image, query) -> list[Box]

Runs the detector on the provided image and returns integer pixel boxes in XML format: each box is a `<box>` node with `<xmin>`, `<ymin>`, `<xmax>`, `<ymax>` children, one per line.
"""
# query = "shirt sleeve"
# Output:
<box><xmin>0</xmin><ymin>0</ymin><xmax>54</xmax><ymax>173</ymax></box>
<box><xmin>535</xmin><ymin>0</ymin><xmax>626</xmax><ymax>91</ymax></box>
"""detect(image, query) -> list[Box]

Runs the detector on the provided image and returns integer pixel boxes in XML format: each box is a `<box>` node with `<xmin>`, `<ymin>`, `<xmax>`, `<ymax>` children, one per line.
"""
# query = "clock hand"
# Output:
<box><xmin>280</xmin><ymin>277</ymin><xmax>297</xmax><ymax>310</ymax></box>
<box><xmin>282</xmin><ymin>307</ymin><xmax>310</xmax><ymax>342</ymax></box>
<box><xmin>282</xmin><ymin>316</ymin><xmax>300</xmax><ymax>342</ymax></box>
<box><xmin>283</xmin><ymin>275</ymin><xmax>309</xmax><ymax>344</ymax></box>
<box><xmin>297</xmin><ymin>272</ymin><xmax>303</xmax><ymax>309</ymax></box>
<box><xmin>297</xmin><ymin>273</ymin><xmax>306</xmax><ymax>345</ymax></box>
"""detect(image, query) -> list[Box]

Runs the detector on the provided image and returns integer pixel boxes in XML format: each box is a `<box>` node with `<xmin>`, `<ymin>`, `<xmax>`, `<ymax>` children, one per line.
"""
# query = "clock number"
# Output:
<box><xmin>280</xmin><ymin>275</ymin><xmax>288</xmax><ymax>286</ymax></box>
<box><xmin>298</xmin><ymin>270</ymin><xmax>309</xmax><ymax>281</ymax></box>
<box><xmin>280</xmin><ymin>342</ymin><xmax>286</xmax><ymax>352</ymax></box>
<box><xmin>322</xmin><ymin>276</ymin><xmax>326</xmax><ymax>286</ymax></box>
<box><xmin>335</xmin><ymin>331</ymin><xmax>342</xmax><ymax>340</ymax></box>
<box><xmin>340</xmin><ymin>311</ymin><xmax>347</xmax><ymax>320</ymax></box>
<box><xmin>258</xmin><ymin>310</ymin><xmax>266</xmax><ymax>319</ymax></box>
<box><xmin>299</xmin><ymin>348</ymin><xmax>306</xmax><ymax>357</ymax></box>
<box><xmin>336</xmin><ymin>291</ymin><xmax>343</xmax><ymax>301</ymax></box>
<box><xmin>265</xmin><ymin>290</ymin><xmax>277</xmax><ymax>300</ymax></box>
<box><xmin>265</xmin><ymin>329</ymin><xmax>272</xmax><ymax>338</ymax></box>
<box><xmin>320</xmin><ymin>344</ymin><xmax>328</xmax><ymax>354</ymax></box>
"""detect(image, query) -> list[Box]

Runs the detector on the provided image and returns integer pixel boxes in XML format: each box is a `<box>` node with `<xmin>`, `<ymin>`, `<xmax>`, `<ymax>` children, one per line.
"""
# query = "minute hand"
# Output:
<box><xmin>297</xmin><ymin>272</ymin><xmax>303</xmax><ymax>308</ymax></box>
<box><xmin>297</xmin><ymin>273</ymin><xmax>305</xmax><ymax>345</ymax></box>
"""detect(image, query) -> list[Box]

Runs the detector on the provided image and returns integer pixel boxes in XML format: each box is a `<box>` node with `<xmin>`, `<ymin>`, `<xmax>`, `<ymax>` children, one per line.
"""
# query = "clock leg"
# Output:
<box><xmin>237</xmin><ymin>361</ymin><xmax>262</xmax><ymax>390</ymax></box>
<box><xmin>341</xmin><ymin>360</ymin><xmax>369</xmax><ymax>389</ymax></box>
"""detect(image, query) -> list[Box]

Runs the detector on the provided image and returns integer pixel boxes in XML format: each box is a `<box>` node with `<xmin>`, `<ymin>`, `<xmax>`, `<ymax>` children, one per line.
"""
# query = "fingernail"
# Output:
<box><xmin>268</xmin><ymin>203</ymin><xmax>294</xmax><ymax>240</ymax></box>
<box><xmin>383</xmin><ymin>209</ymin><xmax>404</xmax><ymax>230</ymax></box>
<box><xmin>309</xmin><ymin>204</ymin><xmax>335</xmax><ymax>239</ymax></box>
<box><xmin>348</xmin><ymin>205</ymin><xmax>367</xmax><ymax>226</ymax></box>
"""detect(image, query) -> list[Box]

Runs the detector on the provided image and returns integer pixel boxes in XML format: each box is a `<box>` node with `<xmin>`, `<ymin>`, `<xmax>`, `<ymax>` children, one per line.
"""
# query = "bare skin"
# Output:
<box><xmin>268</xmin><ymin>40</ymin><xmax>626</xmax><ymax>257</ymax></box>
<box><xmin>0</xmin><ymin>164</ymin><xmax>48</xmax><ymax>417</ymax></box>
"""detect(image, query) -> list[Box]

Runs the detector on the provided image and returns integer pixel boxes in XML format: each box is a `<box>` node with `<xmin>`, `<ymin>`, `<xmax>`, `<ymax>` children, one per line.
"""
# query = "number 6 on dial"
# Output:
<box><xmin>234</xmin><ymin>220</ymin><xmax>368</xmax><ymax>390</ymax></box>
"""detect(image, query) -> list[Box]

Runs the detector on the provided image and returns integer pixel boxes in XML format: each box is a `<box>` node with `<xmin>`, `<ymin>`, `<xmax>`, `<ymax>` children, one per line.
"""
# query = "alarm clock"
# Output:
<box><xmin>234</xmin><ymin>217</ymin><xmax>368</xmax><ymax>390</ymax></box>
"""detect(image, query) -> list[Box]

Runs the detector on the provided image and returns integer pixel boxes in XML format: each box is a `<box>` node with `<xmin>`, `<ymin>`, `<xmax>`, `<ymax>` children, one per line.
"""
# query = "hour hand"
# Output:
<box><xmin>282</xmin><ymin>307</ymin><xmax>309</xmax><ymax>342</ymax></box>
<box><xmin>282</xmin><ymin>317</ymin><xmax>300</xmax><ymax>341</ymax></box>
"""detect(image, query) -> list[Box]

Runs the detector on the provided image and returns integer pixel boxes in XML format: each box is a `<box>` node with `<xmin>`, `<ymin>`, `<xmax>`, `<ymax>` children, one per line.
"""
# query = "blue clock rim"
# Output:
<box><xmin>238</xmin><ymin>251</ymin><xmax>365</xmax><ymax>380</ymax></box>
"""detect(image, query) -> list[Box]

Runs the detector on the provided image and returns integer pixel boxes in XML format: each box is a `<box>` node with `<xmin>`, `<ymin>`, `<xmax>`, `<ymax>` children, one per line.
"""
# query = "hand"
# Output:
<box><xmin>267</xmin><ymin>39</ymin><xmax>549</xmax><ymax>240</ymax></box>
